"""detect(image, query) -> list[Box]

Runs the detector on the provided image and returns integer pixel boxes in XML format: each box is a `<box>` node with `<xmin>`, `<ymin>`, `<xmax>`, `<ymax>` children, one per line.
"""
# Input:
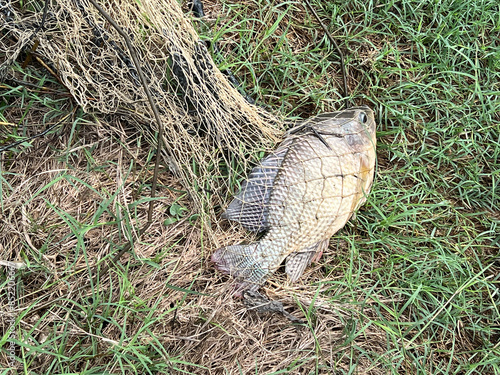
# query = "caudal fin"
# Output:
<box><xmin>211</xmin><ymin>243</ymin><xmax>268</xmax><ymax>293</ymax></box>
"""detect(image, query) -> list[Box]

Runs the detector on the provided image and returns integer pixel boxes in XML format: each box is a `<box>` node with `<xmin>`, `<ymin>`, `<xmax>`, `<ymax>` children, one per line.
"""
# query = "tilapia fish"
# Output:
<box><xmin>212</xmin><ymin>106</ymin><xmax>377</xmax><ymax>292</ymax></box>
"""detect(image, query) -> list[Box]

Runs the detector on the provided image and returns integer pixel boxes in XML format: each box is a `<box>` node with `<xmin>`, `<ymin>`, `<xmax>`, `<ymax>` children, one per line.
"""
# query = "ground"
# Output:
<box><xmin>0</xmin><ymin>0</ymin><xmax>499</xmax><ymax>374</ymax></box>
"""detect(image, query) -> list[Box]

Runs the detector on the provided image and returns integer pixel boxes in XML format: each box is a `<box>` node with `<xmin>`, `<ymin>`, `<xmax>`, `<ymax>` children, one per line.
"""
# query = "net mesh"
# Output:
<box><xmin>0</xmin><ymin>0</ymin><xmax>282</xmax><ymax>231</ymax></box>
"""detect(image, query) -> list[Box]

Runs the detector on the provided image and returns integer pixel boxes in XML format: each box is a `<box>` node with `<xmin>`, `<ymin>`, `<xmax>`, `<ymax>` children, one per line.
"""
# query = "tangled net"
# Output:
<box><xmin>1</xmin><ymin>0</ymin><xmax>282</xmax><ymax>226</ymax></box>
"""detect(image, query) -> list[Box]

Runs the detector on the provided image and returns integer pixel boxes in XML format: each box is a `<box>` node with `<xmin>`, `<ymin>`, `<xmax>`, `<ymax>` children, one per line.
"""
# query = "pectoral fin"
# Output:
<box><xmin>285</xmin><ymin>239</ymin><xmax>329</xmax><ymax>282</ymax></box>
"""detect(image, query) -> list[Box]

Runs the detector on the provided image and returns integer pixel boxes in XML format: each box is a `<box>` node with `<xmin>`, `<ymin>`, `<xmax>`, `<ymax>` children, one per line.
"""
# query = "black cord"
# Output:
<box><xmin>34</xmin><ymin>0</ymin><xmax>50</xmax><ymax>33</ymax></box>
<box><xmin>303</xmin><ymin>0</ymin><xmax>350</xmax><ymax>109</ymax></box>
<box><xmin>0</xmin><ymin>114</ymin><xmax>69</xmax><ymax>153</ymax></box>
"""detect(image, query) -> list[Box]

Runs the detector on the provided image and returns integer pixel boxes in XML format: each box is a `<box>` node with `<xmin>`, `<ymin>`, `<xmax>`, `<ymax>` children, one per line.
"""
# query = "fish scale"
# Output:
<box><xmin>212</xmin><ymin>106</ymin><xmax>377</xmax><ymax>293</ymax></box>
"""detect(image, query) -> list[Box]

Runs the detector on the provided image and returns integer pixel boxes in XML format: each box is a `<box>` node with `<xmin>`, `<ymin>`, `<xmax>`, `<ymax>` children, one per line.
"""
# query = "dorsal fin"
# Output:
<box><xmin>222</xmin><ymin>147</ymin><xmax>288</xmax><ymax>232</ymax></box>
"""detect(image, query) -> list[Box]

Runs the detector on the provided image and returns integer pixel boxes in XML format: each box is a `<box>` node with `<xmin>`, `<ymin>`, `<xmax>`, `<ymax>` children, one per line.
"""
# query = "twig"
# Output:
<box><xmin>303</xmin><ymin>0</ymin><xmax>350</xmax><ymax>109</ymax></box>
<box><xmin>21</xmin><ymin>40</ymin><xmax>40</xmax><ymax>69</ymax></box>
<box><xmin>34</xmin><ymin>55</ymin><xmax>66</xmax><ymax>87</ymax></box>
<box><xmin>3</xmin><ymin>79</ymin><xmax>69</xmax><ymax>95</ymax></box>
<box><xmin>35</xmin><ymin>0</ymin><xmax>51</xmax><ymax>33</ymax></box>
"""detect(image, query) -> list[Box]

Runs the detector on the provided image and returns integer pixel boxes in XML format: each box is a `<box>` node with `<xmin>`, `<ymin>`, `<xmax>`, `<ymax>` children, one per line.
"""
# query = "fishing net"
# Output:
<box><xmin>0</xmin><ymin>0</ymin><xmax>282</xmax><ymax>226</ymax></box>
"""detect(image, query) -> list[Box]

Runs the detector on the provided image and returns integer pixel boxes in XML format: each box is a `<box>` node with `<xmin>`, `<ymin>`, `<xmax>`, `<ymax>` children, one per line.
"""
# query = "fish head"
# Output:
<box><xmin>305</xmin><ymin>105</ymin><xmax>376</xmax><ymax>153</ymax></box>
<box><xmin>211</xmin><ymin>244</ymin><xmax>266</xmax><ymax>297</ymax></box>
<box><xmin>317</xmin><ymin>105</ymin><xmax>375</xmax><ymax>138</ymax></box>
<box><xmin>211</xmin><ymin>250</ymin><xmax>231</xmax><ymax>274</ymax></box>
<box><xmin>349</xmin><ymin>105</ymin><xmax>376</xmax><ymax>137</ymax></box>
<box><xmin>211</xmin><ymin>243</ymin><xmax>269</xmax><ymax>297</ymax></box>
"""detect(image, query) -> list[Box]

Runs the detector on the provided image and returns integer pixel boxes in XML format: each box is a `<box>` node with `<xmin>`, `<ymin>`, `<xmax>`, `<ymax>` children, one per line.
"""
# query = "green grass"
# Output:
<box><xmin>2</xmin><ymin>0</ymin><xmax>500</xmax><ymax>373</ymax></box>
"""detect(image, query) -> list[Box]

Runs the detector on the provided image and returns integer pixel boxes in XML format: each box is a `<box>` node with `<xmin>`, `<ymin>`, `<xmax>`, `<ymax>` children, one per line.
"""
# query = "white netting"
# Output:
<box><xmin>0</xmin><ymin>0</ymin><xmax>282</xmax><ymax>226</ymax></box>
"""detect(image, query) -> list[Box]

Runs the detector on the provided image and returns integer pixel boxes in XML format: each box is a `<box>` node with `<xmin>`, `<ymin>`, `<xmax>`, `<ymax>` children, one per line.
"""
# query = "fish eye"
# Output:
<box><xmin>359</xmin><ymin>112</ymin><xmax>368</xmax><ymax>123</ymax></box>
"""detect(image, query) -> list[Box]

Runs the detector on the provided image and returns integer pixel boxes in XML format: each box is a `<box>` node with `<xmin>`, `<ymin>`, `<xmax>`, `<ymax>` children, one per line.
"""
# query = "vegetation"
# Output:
<box><xmin>1</xmin><ymin>0</ymin><xmax>498</xmax><ymax>373</ymax></box>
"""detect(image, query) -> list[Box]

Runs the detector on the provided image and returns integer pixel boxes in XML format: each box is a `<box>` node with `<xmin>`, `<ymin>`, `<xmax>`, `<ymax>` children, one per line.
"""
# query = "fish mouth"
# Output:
<box><xmin>211</xmin><ymin>249</ymin><xmax>261</xmax><ymax>296</ymax></box>
<box><xmin>211</xmin><ymin>250</ymin><xmax>231</xmax><ymax>274</ymax></box>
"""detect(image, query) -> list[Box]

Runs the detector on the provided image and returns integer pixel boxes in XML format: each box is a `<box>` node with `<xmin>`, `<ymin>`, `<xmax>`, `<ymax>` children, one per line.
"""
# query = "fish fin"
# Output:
<box><xmin>311</xmin><ymin>239</ymin><xmax>329</xmax><ymax>264</ymax></box>
<box><xmin>211</xmin><ymin>243</ymin><xmax>268</xmax><ymax>293</ymax></box>
<box><xmin>286</xmin><ymin>239</ymin><xmax>329</xmax><ymax>282</ymax></box>
<box><xmin>222</xmin><ymin>147</ymin><xmax>288</xmax><ymax>232</ymax></box>
<box><xmin>285</xmin><ymin>251</ymin><xmax>316</xmax><ymax>283</ymax></box>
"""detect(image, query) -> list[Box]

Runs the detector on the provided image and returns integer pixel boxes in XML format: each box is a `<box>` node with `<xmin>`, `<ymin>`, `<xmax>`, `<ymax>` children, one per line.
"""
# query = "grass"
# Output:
<box><xmin>1</xmin><ymin>0</ymin><xmax>499</xmax><ymax>373</ymax></box>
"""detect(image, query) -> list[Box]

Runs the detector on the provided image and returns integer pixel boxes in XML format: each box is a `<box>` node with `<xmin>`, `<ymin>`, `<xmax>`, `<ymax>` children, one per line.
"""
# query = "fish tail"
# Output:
<box><xmin>211</xmin><ymin>243</ymin><xmax>269</xmax><ymax>293</ymax></box>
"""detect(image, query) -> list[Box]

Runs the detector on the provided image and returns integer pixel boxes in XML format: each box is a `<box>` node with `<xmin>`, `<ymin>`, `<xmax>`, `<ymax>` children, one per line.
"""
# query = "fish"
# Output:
<box><xmin>212</xmin><ymin>105</ymin><xmax>377</xmax><ymax>293</ymax></box>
